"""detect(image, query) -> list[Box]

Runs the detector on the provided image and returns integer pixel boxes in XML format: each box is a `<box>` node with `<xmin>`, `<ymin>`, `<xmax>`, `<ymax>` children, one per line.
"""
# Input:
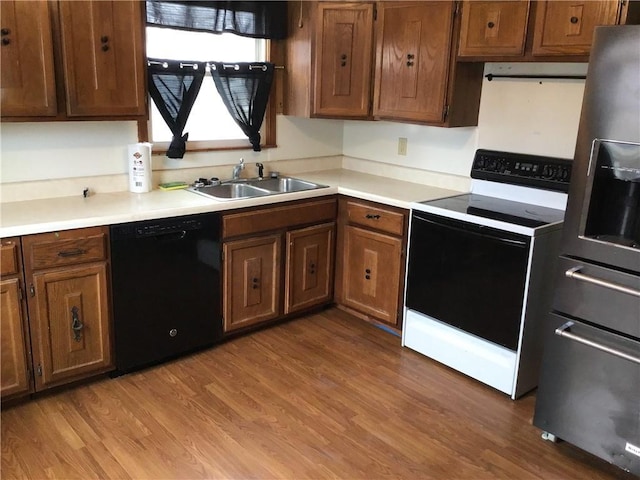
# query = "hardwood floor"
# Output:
<box><xmin>1</xmin><ymin>308</ymin><xmax>633</xmax><ymax>479</ymax></box>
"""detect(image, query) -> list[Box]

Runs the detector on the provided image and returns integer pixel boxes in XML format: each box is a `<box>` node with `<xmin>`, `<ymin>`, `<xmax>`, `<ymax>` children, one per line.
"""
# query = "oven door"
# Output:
<box><xmin>406</xmin><ymin>211</ymin><xmax>531</xmax><ymax>351</ymax></box>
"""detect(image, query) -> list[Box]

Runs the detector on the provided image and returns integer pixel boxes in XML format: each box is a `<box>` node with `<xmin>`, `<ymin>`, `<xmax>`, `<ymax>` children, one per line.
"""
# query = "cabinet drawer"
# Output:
<box><xmin>1</xmin><ymin>238</ymin><xmax>21</xmax><ymax>276</ymax></box>
<box><xmin>223</xmin><ymin>198</ymin><xmax>337</xmax><ymax>239</ymax></box>
<box><xmin>553</xmin><ymin>256</ymin><xmax>640</xmax><ymax>339</ymax></box>
<box><xmin>24</xmin><ymin>227</ymin><xmax>108</xmax><ymax>270</ymax></box>
<box><xmin>345</xmin><ymin>200</ymin><xmax>405</xmax><ymax>236</ymax></box>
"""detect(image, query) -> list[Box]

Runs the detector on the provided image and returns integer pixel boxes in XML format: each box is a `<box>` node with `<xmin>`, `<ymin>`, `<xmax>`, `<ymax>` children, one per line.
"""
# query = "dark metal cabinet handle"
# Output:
<box><xmin>101</xmin><ymin>35</ymin><xmax>109</xmax><ymax>43</ymax></box>
<box><xmin>309</xmin><ymin>262</ymin><xmax>316</xmax><ymax>274</ymax></box>
<box><xmin>555</xmin><ymin>322</ymin><xmax>640</xmax><ymax>365</ymax></box>
<box><xmin>1</xmin><ymin>38</ymin><xmax>9</xmax><ymax>46</ymax></box>
<box><xmin>565</xmin><ymin>267</ymin><xmax>640</xmax><ymax>297</ymax></box>
<box><xmin>487</xmin><ymin>21</ymin><xmax>495</xmax><ymax>28</ymax></box>
<box><xmin>252</xmin><ymin>277</ymin><xmax>259</xmax><ymax>289</ymax></box>
<box><xmin>570</xmin><ymin>16</ymin><xmax>579</xmax><ymax>24</ymax></box>
<box><xmin>58</xmin><ymin>248</ymin><xmax>88</xmax><ymax>258</ymax></box>
<box><xmin>101</xmin><ymin>45</ymin><xmax>109</xmax><ymax>52</ymax></box>
<box><xmin>365</xmin><ymin>214</ymin><xmax>381</xmax><ymax>220</ymax></box>
<box><xmin>71</xmin><ymin>306</ymin><xmax>84</xmax><ymax>342</ymax></box>
<box><xmin>1</xmin><ymin>28</ymin><xmax>10</xmax><ymax>35</ymax></box>
<box><xmin>406</xmin><ymin>53</ymin><xmax>414</xmax><ymax>67</ymax></box>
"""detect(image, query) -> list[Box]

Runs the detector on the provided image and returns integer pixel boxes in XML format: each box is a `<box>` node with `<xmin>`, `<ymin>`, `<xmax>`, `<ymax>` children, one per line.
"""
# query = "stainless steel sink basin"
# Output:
<box><xmin>189</xmin><ymin>182</ymin><xmax>271</xmax><ymax>200</ymax></box>
<box><xmin>187</xmin><ymin>176</ymin><xmax>328</xmax><ymax>200</ymax></box>
<box><xmin>249</xmin><ymin>177</ymin><xmax>325</xmax><ymax>193</ymax></box>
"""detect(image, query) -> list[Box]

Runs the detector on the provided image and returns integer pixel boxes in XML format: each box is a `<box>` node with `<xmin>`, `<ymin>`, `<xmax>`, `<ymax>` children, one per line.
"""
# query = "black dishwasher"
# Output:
<box><xmin>110</xmin><ymin>212</ymin><xmax>222</xmax><ymax>374</ymax></box>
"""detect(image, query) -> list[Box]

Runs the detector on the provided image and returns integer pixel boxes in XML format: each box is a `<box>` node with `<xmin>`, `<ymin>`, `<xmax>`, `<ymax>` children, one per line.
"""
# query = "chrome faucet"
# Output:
<box><xmin>232</xmin><ymin>158</ymin><xmax>244</xmax><ymax>180</ymax></box>
<box><xmin>256</xmin><ymin>163</ymin><xmax>264</xmax><ymax>180</ymax></box>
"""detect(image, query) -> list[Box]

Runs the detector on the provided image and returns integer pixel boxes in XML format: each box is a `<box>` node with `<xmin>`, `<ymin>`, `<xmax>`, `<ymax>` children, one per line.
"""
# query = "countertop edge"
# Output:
<box><xmin>1</xmin><ymin>172</ymin><xmax>466</xmax><ymax>237</ymax></box>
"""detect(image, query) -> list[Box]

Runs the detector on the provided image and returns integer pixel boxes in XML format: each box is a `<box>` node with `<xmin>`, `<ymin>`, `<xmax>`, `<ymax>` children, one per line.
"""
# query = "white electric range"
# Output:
<box><xmin>402</xmin><ymin>149</ymin><xmax>572</xmax><ymax>399</ymax></box>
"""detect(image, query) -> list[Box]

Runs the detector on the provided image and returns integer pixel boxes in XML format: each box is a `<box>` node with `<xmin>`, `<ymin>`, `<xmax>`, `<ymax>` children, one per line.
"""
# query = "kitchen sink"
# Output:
<box><xmin>249</xmin><ymin>177</ymin><xmax>322</xmax><ymax>193</ymax></box>
<box><xmin>188</xmin><ymin>176</ymin><xmax>328</xmax><ymax>200</ymax></box>
<box><xmin>189</xmin><ymin>183</ymin><xmax>272</xmax><ymax>200</ymax></box>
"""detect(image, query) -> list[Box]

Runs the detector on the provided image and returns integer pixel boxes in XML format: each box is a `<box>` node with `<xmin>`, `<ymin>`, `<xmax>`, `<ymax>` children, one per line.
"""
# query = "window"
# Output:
<box><xmin>145</xmin><ymin>26</ymin><xmax>272</xmax><ymax>152</ymax></box>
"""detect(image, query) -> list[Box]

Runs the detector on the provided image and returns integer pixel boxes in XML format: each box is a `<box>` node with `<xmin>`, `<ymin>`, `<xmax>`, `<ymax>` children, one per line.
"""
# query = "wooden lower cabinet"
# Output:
<box><xmin>285</xmin><ymin>223</ymin><xmax>334</xmax><ymax>315</ymax></box>
<box><xmin>30</xmin><ymin>263</ymin><xmax>112</xmax><ymax>390</ymax></box>
<box><xmin>336</xmin><ymin>197</ymin><xmax>408</xmax><ymax>329</ymax></box>
<box><xmin>223</xmin><ymin>234</ymin><xmax>282</xmax><ymax>333</ymax></box>
<box><xmin>341</xmin><ymin>225</ymin><xmax>403</xmax><ymax>326</ymax></box>
<box><xmin>1</xmin><ymin>237</ymin><xmax>33</xmax><ymax>402</ymax></box>
<box><xmin>0</xmin><ymin>278</ymin><xmax>31</xmax><ymax>399</ymax></box>
<box><xmin>21</xmin><ymin>226</ymin><xmax>113</xmax><ymax>393</ymax></box>
<box><xmin>222</xmin><ymin>198</ymin><xmax>337</xmax><ymax>333</ymax></box>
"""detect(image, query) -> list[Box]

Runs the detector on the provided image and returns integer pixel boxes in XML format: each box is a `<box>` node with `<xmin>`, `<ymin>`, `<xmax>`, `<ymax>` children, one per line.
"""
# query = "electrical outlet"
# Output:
<box><xmin>398</xmin><ymin>137</ymin><xmax>408</xmax><ymax>156</ymax></box>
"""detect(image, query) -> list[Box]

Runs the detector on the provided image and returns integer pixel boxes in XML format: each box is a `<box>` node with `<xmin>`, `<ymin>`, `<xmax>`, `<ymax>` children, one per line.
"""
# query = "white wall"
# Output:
<box><xmin>0</xmin><ymin>62</ymin><xmax>587</xmax><ymax>185</ymax></box>
<box><xmin>342</xmin><ymin>63</ymin><xmax>587</xmax><ymax>176</ymax></box>
<box><xmin>0</xmin><ymin>115</ymin><xmax>343</xmax><ymax>184</ymax></box>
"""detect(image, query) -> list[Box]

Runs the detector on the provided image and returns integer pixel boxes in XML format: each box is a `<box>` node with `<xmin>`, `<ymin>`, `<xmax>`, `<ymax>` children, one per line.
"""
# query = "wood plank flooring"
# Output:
<box><xmin>1</xmin><ymin>308</ymin><xmax>634</xmax><ymax>479</ymax></box>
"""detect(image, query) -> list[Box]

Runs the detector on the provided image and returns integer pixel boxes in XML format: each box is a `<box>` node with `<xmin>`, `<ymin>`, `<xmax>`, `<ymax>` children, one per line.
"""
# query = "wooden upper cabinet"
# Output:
<box><xmin>313</xmin><ymin>2</ymin><xmax>374</xmax><ymax>117</ymax></box>
<box><xmin>532</xmin><ymin>0</ymin><xmax>623</xmax><ymax>56</ymax></box>
<box><xmin>286</xmin><ymin>1</ymin><xmax>482</xmax><ymax>126</ymax></box>
<box><xmin>458</xmin><ymin>1</ymin><xmax>531</xmax><ymax>57</ymax></box>
<box><xmin>0</xmin><ymin>1</ymin><xmax>57</xmax><ymax>117</ymax></box>
<box><xmin>375</xmin><ymin>1</ymin><xmax>454</xmax><ymax>123</ymax></box>
<box><xmin>58</xmin><ymin>0</ymin><xmax>146</xmax><ymax>116</ymax></box>
<box><xmin>373</xmin><ymin>1</ymin><xmax>482</xmax><ymax>126</ymax></box>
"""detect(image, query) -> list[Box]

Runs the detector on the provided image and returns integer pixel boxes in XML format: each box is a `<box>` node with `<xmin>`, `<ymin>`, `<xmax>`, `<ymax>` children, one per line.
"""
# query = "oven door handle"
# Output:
<box><xmin>565</xmin><ymin>267</ymin><xmax>640</xmax><ymax>297</ymax></box>
<box><xmin>555</xmin><ymin>321</ymin><xmax>640</xmax><ymax>365</ymax></box>
<box><xmin>412</xmin><ymin>213</ymin><xmax>528</xmax><ymax>247</ymax></box>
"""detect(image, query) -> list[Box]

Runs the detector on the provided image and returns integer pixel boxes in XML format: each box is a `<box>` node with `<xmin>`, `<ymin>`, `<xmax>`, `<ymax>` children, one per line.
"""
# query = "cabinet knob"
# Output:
<box><xmin>101</xmin><ymin>35</ymin><xmax>109</xmax><ymax>43</ymax></box>
<box><xmin>101</xmin><ymin>44</ymin><xmax>110</xmax><ymax>52</ymax></box>
<box><xmin>70</xmin><ymin>306</ymin><xmax>84</xmax><ymax>342</ymax></box>
<box><xmin>341</xmin><ymin>54</ymin><xmax>347</xmax><ymax>60</ymax></box>
<box><xmin>570</xmin><ymin>16</ymin><xmax>579</xmax><ymax>24</ymax></box>
<box><xmin>1</xmin><ymin>38</ymin><xmax>9</xmax><ymax>46</ymax></box>
<box><xmin>1</xmin><ymin>28</ymin><xmax>10</xmax><ymax>35</ymax></box>
<box><xmin>365</xmin><ymin>268</ymin><xmax>371</xmax><ymax>274</ymax></box>
<box><xmin>407</xmin><ymin>53</ymin><xmax>414</xmax><ymax>59</ymax></box>
<box><xmin>487</xmin><ymin>21</ymin><xmax>495</xmax><ymax>29</ymax></box>
<box><xmin>365</xmin><ymin>274</ymin><xmax>371</xmax><ymax>280</ymax></box>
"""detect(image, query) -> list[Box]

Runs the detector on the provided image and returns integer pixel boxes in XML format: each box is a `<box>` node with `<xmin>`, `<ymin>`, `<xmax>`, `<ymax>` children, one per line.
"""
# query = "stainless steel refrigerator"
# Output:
<box><xmin>533</xmin><ymin>25</ymin><xmax>640</xmax><ymax>475</ymax></box>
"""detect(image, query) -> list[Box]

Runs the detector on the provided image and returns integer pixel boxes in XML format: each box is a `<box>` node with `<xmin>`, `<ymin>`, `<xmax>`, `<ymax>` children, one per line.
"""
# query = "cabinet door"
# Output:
<box><xmin>0</xmin><ymin>278</ymin><xmax>32</xmax><ymax>399</ymax></box>
<box><xmin>0</xmin><ymin>0</ymin><xmax>57</xmax><ymax>117</ymax></box>
<box><xmin>313</xmin><ymin>2</ymin><xmax>374</xmax><ymax>117</ymax></box>
<box><xmin>342</xmin><ymin>225</ymin><xmax>403</xmax><ymax>326</ymax></box>
<box><xmin>374</xmin><ymin>1</ymin><xmax>454</xmax><ymax>123</ymax></box>
<box><xmin>285</xmin><ymin>223</ymin><xmax>334</xmax><ymax>314</ymax></box>
<box><xmin>58</xmin><ymin>0</ymin><xmax>145</xmax><ymax>116</ymax></box>
<box><xmin>30</xmin><ymin>263</ymin><xmax>112</xmax><ymax>390</ymax></box>
<box><xmin>532</xmin><ymin>1</ymin><xmax>621</xmax><ymax>56</ymax></box>
<box><xmin>223</xmin><ymin>235</ymin><xmax>281</xmax><ymax>333</ymax></box>
<box><xmin>458</xmin><ymin>1</ymin><xmax>530</xmax><ymax>57</ymax></box>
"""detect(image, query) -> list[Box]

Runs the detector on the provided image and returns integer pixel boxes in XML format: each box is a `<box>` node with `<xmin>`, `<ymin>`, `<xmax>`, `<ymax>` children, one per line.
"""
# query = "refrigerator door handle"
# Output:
<box><xmin>555</xmin><ymin>321</ymin><xmax>640</xmax><ymax>365</ymax></box>
<box><xmin>565</xmin><ymin>267</ymin><xmax>640</xmax><ymax>297</ymax></box>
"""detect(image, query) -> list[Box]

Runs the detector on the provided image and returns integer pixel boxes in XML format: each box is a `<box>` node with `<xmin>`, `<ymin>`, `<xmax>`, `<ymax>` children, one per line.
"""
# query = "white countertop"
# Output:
<box><xmin>0</xmin><ymin>169</ymin><xmax>465</xmax><ymax>237</ymax></box>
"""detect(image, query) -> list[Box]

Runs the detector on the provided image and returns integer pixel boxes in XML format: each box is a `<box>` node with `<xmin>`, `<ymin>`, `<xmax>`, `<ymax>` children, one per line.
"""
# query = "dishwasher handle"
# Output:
<box><xmin>150</xmin><ymin>230</ymin><xmax>188</xmax><ymax>242</ymax></box>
